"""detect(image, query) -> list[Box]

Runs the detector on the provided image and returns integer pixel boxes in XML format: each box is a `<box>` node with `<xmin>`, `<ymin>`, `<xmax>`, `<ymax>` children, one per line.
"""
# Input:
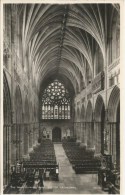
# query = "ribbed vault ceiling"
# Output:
<box><xmin>19</xmin><ymin>4</ymin><xmax>119</xmax><ymax>95</ymax></box>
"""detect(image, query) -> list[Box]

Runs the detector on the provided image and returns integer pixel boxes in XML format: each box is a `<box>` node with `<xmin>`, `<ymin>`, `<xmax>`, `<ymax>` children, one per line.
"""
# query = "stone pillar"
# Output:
<box><xmin>28</xmin><ymin>124</ymin><xmax>34</xmax><ymax>153</ymax></box>
<box><xmin>76</xmin><ymin>122</ymin><xmax>81</xmax><ymax>141</ymax></box>
<box><xmin>34</xmin><ymin>124</ymin><xmax>38</xmax><ymax>145</ymax></box>
<box><xmin>112</xmin><ymin>124</ymin><xmax>117</xmax><ymax>163</ymax></box>
<box><xmin>94</xmin><ymin>122</ymin><xmax>101</xmax><ymax>154</ymax></box>
<box><xmin>20</xmin><ymin>124</ymin><xmax>24</xmax><ymax>159</ymax></box>
<box><xmin>28</xmin><ymin>127</ymin><xmax>31</xmax><ymax>148</ymax></box>
<box><xmin>73</xmin><ymin>122</ymin><xmax>76</xmax><ymax>138</ymax></box>
<box><xmin>74</xmin><ymin>122</ymin><xmax>76</xmax><ymax>138</ymax></box>
<box><xmin>3</xmin><ymin>125</ymin><xmax>7</xmax><ymax>185</ymax></box>
<box><xmin>80</xmin><ymin>122</ymin><xmax>87</xmax><ymax>149</ymax></box>
<box><xmin>80</xmin><ymin>122</ymin><xmax>83</xmax><ymax>142</ymax></box>
<box><xmin>81</xmin><ymin>122</ymin><xmax>83</xmax><ymax>141</ymax></box>
<box><xmin>33</xmin><ymin>124</ymin><xmax>36</xmax><ymax>146</ymax></box>
<box><xmin>90</xmin><ymin>122</ymin><xmax>94</xmax><ymax>148</ymax></box>
<box><xmin>11</xmin><ymin>124</ymin><xmax>16</xmax><ymax>163</ymax></box>
<box><xmin>78</xmin><ymin>123</ymin><xmax>80</xmax><ymax>140</ymax></box>
<box><xmin>83</xmin><ymin>122</ymin><xmax>87</xmax><ymax>146</ymax></box>
<box><xmin>93</xmin><ymin>123</ymin><xmax>95</xmax><ymax>148</ymax></box>
<box><xmin>81</xmin><ymin>122</ymin><xmax>86</xmax><ymax>147</ymax></box>
<box><xmin>23</xmin><ymin>124</ymin><xmax>29</xmax><ymax>156</ymax></box>
<box><xmin>31</xmin><ymin>126</ymin><xmax>33</xmax><ymax>147</ymax></box>
<box><xmin>86</xmin><ymin>123</ymin><xmax>90</xmax><ymax>147</ymax></box>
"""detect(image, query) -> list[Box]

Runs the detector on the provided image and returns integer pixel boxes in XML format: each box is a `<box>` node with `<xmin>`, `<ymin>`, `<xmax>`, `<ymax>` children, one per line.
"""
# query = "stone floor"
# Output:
<box><xmin>43</xmin><ymin>143</ymin><xmax>108</xmax><ymax>194</ymax></box>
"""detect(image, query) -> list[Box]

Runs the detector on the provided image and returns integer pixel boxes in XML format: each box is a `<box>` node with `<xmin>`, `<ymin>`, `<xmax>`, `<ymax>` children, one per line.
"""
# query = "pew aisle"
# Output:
<box><xmin>43</xmin><ymin>143</ymin><xmax>107</xmax><ymax>194</ymax></box>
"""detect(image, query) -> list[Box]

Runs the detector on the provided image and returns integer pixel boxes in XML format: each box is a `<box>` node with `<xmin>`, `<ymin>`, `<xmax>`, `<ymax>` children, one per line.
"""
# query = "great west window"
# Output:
<box><xmin>41</xmin><ymin>80</ymin><xmax>71</xmax><ymax>119</ymax></box>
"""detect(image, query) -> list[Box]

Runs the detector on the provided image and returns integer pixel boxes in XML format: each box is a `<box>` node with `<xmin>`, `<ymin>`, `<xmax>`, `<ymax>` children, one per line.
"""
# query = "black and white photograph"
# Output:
<box><xmin>1</xmin><ymin>0</ymin><xmax>123</xmax><ymax>194</ymax></box>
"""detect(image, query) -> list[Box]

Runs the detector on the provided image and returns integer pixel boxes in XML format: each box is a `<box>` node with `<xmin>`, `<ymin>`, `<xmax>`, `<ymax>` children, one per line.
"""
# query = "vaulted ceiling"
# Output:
<box><xmin>18</xmin><ymin>4</ymin><xmax>119</xmax><ymax>95</ymax></box>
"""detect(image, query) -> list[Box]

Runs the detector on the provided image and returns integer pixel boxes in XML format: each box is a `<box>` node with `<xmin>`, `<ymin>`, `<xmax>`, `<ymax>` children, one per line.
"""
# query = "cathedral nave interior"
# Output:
<box><xmin>3</xmin><ymin>3</ymin><xmax>120</xmax><ymax>194</ymax></box>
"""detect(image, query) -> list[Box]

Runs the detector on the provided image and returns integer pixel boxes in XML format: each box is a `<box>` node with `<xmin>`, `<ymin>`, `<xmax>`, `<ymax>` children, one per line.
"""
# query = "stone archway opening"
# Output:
<box><xmin>86</xmin><ymin>101</ymin><xmax>93</xmax><ymax>148</ymax></box>
<box><xmin>52</xmin><ymin>127</ymin><xmax>61</xmax><ymax>142</ymax></box>
<box><xmin>94</xmin><ymin>95</ymin><xmax>105</xmax><ymax>154</ymax></box>
<box><xmin>3</xmin><ymin>71</ymin><xmax>12</xmax><ymax>186</ymax></box>
<box><xmin>116</xmin><ymin>101</ymin><xmax>120</xmax><ymax>169</ymax></box>
<box><xmin>100</xmin><ymin>103</ymin><xmax>105</xmax><ymax>154</ymax></box>
<box><xmin>107</xmin><ymin>86</ymin><xmax>120</xmax><ymax>168</ymax></box>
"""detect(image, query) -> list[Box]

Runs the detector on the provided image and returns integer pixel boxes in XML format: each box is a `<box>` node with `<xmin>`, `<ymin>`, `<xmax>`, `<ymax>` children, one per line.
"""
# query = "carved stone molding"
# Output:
<box><xmin>92</xmin><ymin>71</ymin><xmax>105</xmax><ymax>94</ymax></box>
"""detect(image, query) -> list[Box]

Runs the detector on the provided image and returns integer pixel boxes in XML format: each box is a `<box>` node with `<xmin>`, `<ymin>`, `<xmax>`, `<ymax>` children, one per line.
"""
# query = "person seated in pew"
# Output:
<box><xmin>38</xmin><ymin>173</ymin><xmax>44</xmax><ymax>192</ymax></box>
<box><xmin>10</xmin><ymin>171</ymin><xmax>18</xmax><ymax>187</ymax></box>
<box><xmin>34</xmin><ymin>178</ymin><xmax>39</xmax><ymax>189</ymax></box>
<box><xmin>43</xmin><ymin>168</ymin><xmax>46</xmax><ymax>179</ymax></box>
<box><xmin>26</xmin><ymin>173</ymin><xmax>34</xmax><ymax>187</ymax></box>
<box><xmin>35</xmin><ymin>169</ymin><xmax>39</xmax><ymax>178</ymax></box>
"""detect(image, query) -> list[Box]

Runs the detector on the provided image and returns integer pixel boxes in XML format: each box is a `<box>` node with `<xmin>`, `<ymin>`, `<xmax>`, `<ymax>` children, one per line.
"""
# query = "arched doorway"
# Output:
<box><xmin>108</xmin><ymin>86</ymin><xmax>120</xmax><ymax>168</ymax></box>
<box><xmin>94</xmin><ymin>95</ymin><xmax>105</xmax><ymax>154</ymax></box>
<box><xmin>116</xmin><ymin>102</ymin><xmax>120</xmax><ymax>169</ymax></box>
<box><xmin>80</xmin><ymin>105</ymin><xmax>85</xmax><ymax>143</ymax></box>
<box><xmin>24</xmin><ymin>96</ymin><xmax>30</xmax><ymax>155</ymax></box>
<box><xmin>86</xmin><ymin>101</ymin><xmax>93</xmax><ymax>147</ymax></box>
<box><xmin>76</xmin><ymin>107</ymin><xmax>80</xmax><ymax>140</ymax></box>
<box><xmin>101</xmin><ymin>103</ymin><xmax>105</xmax><ymax>154</ymax></box>
<box><xmin>52</xmin><ymin>127</ymin><xmax>61</xmax><ymax>142</ymax></box>
<box><xmin>14</xmin><ymin>85</ymin><xmax>23</xmax><ymax>161</ymax></box>
<box><xmin>3</xmin><ymin>71</ymin><xmax>12</xmax><ymax>185</ymax></box>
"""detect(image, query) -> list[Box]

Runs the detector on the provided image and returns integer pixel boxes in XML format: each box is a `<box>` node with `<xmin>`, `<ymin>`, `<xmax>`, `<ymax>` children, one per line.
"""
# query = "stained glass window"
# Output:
<box><xmin>41</xmin><ymin>80</ymin><xmax>71</xmax><ymax>119</ymax></box>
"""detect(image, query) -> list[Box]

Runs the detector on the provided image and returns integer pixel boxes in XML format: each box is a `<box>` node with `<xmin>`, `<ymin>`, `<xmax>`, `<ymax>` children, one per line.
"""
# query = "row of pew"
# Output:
<box><xmin>5</xmin><ymin>139</ymin><xmax>59</xmax><ymax>193</ymax></box>
<box><xmin>30</xmin><ymin>139</ymin><xmax>56</xmax><ymax>161</ymax></box>
<box><xmin>62</xmin><ymin>140</ymin><xmax>101</xmax><ymax>174</ymax></box>
<box><xmin>62</xmin><ymin>139</ymin><xmax>120</xmax><ymax>193</ymax></box>
<box><xmin>23</xmin><ymin>139</ymin><xmax>59</xmax><ymax>180</ymax></box>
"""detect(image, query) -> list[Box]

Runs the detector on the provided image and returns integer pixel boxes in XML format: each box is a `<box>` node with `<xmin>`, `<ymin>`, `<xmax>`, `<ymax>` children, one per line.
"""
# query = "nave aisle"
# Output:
<box><xmin>43</xmin><ymin>144</ymin><xmax>107</xmax><ymax>194</ymax></box>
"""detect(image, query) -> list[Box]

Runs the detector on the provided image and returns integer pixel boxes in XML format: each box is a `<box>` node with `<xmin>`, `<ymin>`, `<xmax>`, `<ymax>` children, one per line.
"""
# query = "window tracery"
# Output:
<box><xmin>41</xmin><ymin>80</ymin><xmax>71</xmax><ymax>119</ymax></box>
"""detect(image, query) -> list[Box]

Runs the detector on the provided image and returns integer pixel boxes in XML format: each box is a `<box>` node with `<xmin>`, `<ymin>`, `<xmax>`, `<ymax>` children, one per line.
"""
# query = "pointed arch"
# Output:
<box><xmin>94</xmin><ymin>95</ymin><xmax>105</xmax><ymax>154</ymax></box>
<box><xmin>85</xmin><ymin>101</ymin><xmax>93</xmax><ymax>147</ymax></box>
<box><xmin>108</xmin><ymin>85</ymin><xmax>120</xmax><ymax>122</ymax></box>
<box><xmin>107</xmin><ymin>86</ymin><xmax>120</xmax><ymax>167</ymax></box>
<box><xmin>3</xmin><ymin>71</ymin><xmax>12</xmax><ymax>185</ymax></box>
<box><xmin>94</xmin><ymin>95</ymin><xmax>105</xmax><ymax>122</ymax></box>
<box><xmin>77</xmin><ymin>107</ymin><xmax>80</xmax><ymax>122</ymax></box>
<box><xmin>24</xmin><ymin>96</ymin><xmax>30</xmax><ymax>155</ymax></box>
<box><xmin>3</xmin><ymin>71</ymin><xmax>11</xmax><ymax>124</ymax></box>
<box><xmin>14</xmin><ymin>85</ymin><xmax>23</xmax><ymax>123</ymax></box>
<box><xmin>24</xmin><ymin>96</ymin><xmax>30</xmax><ymax>122</ymax></box>
<box><xmin>80</xmin><ymin>104</ymin><xmax>85</xmax><ymax>122</ymax></box>
<box><xmin>86</xmin><ymin>100</ymin><xmax>93</xmax><ymax>122</ymax></box>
